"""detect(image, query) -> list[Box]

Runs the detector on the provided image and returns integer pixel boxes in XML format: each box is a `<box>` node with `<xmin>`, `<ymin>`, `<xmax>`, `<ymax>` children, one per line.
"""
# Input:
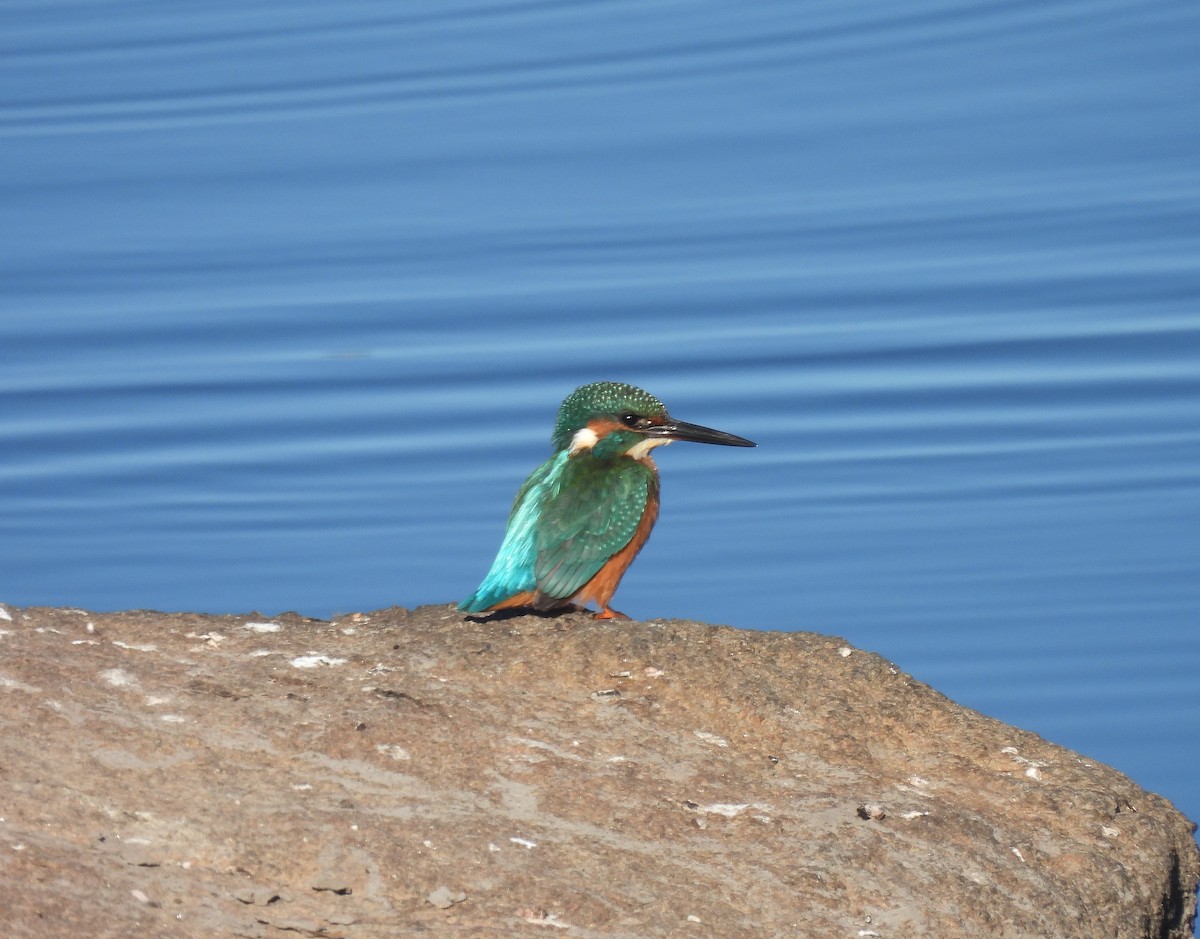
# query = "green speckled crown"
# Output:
<box><xmin>551</xmin><ymin>382</ymin><xmax>667</xmax><ymax>451</ymax></box>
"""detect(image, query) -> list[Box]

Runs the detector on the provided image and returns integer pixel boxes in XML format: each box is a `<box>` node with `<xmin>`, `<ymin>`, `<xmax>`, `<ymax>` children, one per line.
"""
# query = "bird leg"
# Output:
<box><xmin>593</xmin><ymin>606</ymin><xmax>631</xmax><ymax>621</ymax></box>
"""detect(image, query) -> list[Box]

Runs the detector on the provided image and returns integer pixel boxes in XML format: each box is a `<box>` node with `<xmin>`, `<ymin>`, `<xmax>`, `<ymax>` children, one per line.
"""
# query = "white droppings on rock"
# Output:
<box><xmin>0</xmin><ymin>606</ymin><xmax>12</xmax><ymax>621</ymax></box>
<box><xmin>838</xmin><ymin>647</ymin><xmax>853</xmax><ymax>658</ymax></box>
<box><xmin>1003</xmin><ymin>747</ymin><xmax>1049</xmax><ymax>780</ymax></box>
<box><xmin>243</xmin><ymin>621</ymin><xmax>281</xmax><ymax>633</ymax></box>
<box><xmin>1011</xmin><ymin>846</ymin><xmax>1026</xmax><ymax>863</ymax></box>
<box><xmin>290</xmin><ymin>654</ymin><xmax>347</xmax><ymax>669</ymax></box>
<box><xmin>1102</xmin><ymin>826</ymin><xmax>1120</xmax><ymax>839</ymax></box>
<box><xmin>112</xmin><ymin>641</ymin><xmax>157</xmax><ymax>652</ymax></box>
<box><xmin>101</xmin><ymin>668</ymin><xmax>137</xmax><ymax>688</ymax></box>
<box><xmin>692</xmin><ymin>802</ymin><xmax>774</xmax><ymax>819</ymax></box>
<box><xmin>510</xmin><ymin>837</ymin><xmax>537</xmax><ymax>849</ymax></box>
<box><xmin>696</xmin><ymin>803</ymin><xmax>751</xmax><ymax>818</ymax></box>
<box><xmin>693</xmin><ymin>730</ymin><xmax>728</xmax><ymax>748</ymax></box>
<box><xmin>0</xmin><ymin>674</ymin><xmax>41</xmax><ymax>694</ymax></box>
<box><xmin>375</xmin><ymin>744</ymin><xmax>411</xmax><ymax>761</ymax></box>
<box><xmin>159</xmin><ymin>714</ymin><xmax>186</xmax><ymax>723</ymax></box>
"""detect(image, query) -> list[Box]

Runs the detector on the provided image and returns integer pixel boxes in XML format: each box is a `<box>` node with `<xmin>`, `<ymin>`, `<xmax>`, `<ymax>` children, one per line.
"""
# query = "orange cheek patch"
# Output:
<box><xmin>587</xmin><ymin>418</ymin><xmax>625</xmax><ymax>437</ymax></box>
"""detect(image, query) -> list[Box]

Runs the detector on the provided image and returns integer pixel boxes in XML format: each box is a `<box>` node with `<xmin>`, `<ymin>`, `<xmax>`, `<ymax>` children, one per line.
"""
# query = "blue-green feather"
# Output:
<box><xmin>533</xmin><ymin>454</ymin><xmax>653</xmax><ymax>599</ymax></box>
<box><xmin>457</xmin><ymin>452</ymin><xmax>565</xmax><ymax>613</ymax></box>
<box><xmin>458</xmin><ymin>448</ymin><xmax>655</xmax><ymax>612</ymax></box>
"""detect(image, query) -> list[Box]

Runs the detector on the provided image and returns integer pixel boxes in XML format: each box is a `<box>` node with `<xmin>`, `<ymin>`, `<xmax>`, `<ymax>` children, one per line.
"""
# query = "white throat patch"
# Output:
<box><xmin>625</xmin><ymin>436</ymin><xmax>672</xmax><ymax>460</ymax></box>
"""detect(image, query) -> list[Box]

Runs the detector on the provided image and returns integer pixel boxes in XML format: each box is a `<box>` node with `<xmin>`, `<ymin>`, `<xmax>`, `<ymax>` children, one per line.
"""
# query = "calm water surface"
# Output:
<box><xmin>3</xmin><ymin>1</ymin><xmax>1199</xmax><ymax>834</ymax></box>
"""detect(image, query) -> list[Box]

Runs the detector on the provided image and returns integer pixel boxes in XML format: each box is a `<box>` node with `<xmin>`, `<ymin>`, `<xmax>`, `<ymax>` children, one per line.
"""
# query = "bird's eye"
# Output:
<box><xmin>620</xmin><ymin>413</ymin><xmax>640</xmax><ymax>427</ymax></box>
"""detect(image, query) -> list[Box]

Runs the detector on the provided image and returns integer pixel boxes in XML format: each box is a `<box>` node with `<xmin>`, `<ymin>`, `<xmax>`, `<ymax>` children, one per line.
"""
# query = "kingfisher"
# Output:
<box><xmin>459</xmin><ymin>381</ymin><xmax>755</xmax><ymax>620</ymax></box>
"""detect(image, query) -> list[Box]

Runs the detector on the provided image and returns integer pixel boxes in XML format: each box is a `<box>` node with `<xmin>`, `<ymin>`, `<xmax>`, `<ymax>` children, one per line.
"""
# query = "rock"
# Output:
<box><xmin>426</xmin><ymin>886</ymin><xmax>468</xmax><ymax>909</ymax></box>
<box><xmin>0</xmin><ymin>603</ymin><xmax>1195</xmax><ymax>938</ymax></box>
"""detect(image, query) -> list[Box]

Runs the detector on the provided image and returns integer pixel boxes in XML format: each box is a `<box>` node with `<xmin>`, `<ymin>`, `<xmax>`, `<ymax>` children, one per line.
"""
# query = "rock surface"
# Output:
<box><xmin>0</xmin><ymin>602</ymin><xmax>1196</xmax><ymax>938</ymax></box>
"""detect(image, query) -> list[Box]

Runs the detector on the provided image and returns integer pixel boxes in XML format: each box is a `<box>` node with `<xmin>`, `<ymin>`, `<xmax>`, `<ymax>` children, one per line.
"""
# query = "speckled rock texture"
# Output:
<box><xmin>1</xmin><ymin>603</ymin><xmax>1196</xmax><ymax>938</ymax></box>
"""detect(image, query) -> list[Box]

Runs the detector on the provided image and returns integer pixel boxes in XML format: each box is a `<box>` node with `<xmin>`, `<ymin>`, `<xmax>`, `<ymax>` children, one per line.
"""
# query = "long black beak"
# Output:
<box><xmin>644</xmin><ymin>418</ymin><xmax>756</xmax><ymax>447</ymax></box>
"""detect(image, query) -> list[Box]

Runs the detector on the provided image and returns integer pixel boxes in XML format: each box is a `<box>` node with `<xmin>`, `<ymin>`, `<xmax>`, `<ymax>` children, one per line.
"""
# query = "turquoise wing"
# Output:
<box><xmin>457</xmin><ymin>453</ymin><xmax>564</xmax><ymax>612</ymax></box>
<box><xmin>532</xmin><ymin>455</ymin><xmax>655</xmax><ymax>602</ymax></box>
<box><xmin>459</xmin><ymin>452</ymin><xmax>655</xmax><ymax>612</ymax></box>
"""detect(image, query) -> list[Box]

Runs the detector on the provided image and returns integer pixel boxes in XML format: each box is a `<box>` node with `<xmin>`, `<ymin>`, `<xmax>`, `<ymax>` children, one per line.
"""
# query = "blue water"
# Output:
<box><xmin>3</xmin><ymin>0</ymin><xmax>1198</xmax><ymax>844</ymax></box>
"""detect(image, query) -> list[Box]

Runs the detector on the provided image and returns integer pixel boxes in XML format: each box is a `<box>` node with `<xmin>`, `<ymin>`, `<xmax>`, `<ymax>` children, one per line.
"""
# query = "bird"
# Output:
<box><xmin>459</xmin><ymin>381</ymin><xmax>755</xmax><ymax>620</ymax></box>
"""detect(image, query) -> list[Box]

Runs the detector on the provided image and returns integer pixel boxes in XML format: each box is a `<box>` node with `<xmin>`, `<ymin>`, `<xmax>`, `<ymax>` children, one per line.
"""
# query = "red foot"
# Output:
<box><xmin>592</xmin><ymin>607</ymin><xmax>630</xmax><ymax>621</ymax></box>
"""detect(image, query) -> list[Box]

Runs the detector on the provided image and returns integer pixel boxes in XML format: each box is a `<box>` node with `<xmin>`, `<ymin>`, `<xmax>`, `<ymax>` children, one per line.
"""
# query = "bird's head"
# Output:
<box><xmin>551</xmin><ymin>381</ymin><xmax>756</xmax><ymax>459</ymax></box>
